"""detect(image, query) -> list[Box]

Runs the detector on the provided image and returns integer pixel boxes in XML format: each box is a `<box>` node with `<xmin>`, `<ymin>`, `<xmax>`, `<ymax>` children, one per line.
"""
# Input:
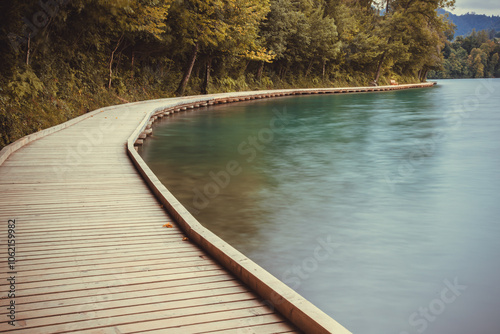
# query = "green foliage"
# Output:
<box><xmin>7</xmin><ymin>68</ymin><xmax>44</xmax><ymax>101</ymax></box>
<box><xmin>0</xmin><ymin>0</ymin><xmax>455</xmax><ymax>149</ymax></box>
<box><xmin>429</xmin><ymin>30</ymin><xmax>500</xmax><ymax>78</ymax></box>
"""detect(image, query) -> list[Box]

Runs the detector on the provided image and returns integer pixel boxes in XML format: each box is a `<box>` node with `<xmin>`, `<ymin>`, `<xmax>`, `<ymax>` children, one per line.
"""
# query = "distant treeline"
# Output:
<box><xmin>429</xmin><ymin>29</ymin><xmax>500</xmax><ymax>79</ymax></box>
<box><xmin>1</xmin><ymin>0</ymin><xmax>454</xmax><ymax>148</ymax></box>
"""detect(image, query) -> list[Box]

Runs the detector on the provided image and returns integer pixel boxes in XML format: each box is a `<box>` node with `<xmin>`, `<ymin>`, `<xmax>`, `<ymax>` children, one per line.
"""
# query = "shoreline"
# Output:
<box><xmin>131</xmin><ymin>82</ymin><xmax>436</xmax><ymax>148</ymax></box>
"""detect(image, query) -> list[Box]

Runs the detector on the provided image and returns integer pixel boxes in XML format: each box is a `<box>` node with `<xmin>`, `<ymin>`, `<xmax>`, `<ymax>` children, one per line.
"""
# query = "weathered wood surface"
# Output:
<box><xmin>0</xmin><ymin>98</ymin><xmax>301</xmax><ymax>333</ymax></box>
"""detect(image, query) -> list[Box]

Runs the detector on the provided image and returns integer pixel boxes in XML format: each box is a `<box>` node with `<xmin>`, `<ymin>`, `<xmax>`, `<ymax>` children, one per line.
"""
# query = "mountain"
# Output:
<box><xmin>438</xmin><ymin>9</ymin><xmax>500</xmax><ymax>37</ymax></box>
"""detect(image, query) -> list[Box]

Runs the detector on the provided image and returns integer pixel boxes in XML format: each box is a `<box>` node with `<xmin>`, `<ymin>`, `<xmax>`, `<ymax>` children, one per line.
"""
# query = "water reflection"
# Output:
<box><xmin>140</xmin><ymin>79</ymin><xmax>500</xmax><ymax>334</ymax></box>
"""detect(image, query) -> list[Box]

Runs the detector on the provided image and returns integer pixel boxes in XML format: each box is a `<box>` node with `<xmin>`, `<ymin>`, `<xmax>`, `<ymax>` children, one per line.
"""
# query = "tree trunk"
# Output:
<box><xmin>374</xmin><ymin>51</ymin><xmax>386</xmax><ymax>84</ymax></box>
<box><xmin>116</xmin><ymin>51</ymin><xmax>123</xmax><ymax>73</ymax></box>
<box><xmin>420</xmin><ymin>68</ymin><xmax>429</xmax><ymax>82</ymax></box>
<box><xmin>257</xmin><ymin>61</ymin><xmax>264</xmax><ymax>82</ymax></box>
<box><xmin>201</xmin><ymin>55</ymin><xmax>212</xmax><ymax>95</ymax></box>
<box><xmin>176</xmin><ymin>42</ymin><xmax>199</xmax><ymax>96</ymax></box>
<box><xmin>108</xmin><ymin>34</ymin><xmax>124</xmax><ymax>90</ymax></box>
<box><xmin>305</xmin><ymin>59</ymin><xmax>313</xmax><ymax>78</ymax></box>
<box><xmin>322</xmin><ymin>59</ymin><xmax>327</xmax><ymax>81</ymax></box>
<box><xmin>241</xmin><ymin>60</ymin><xmax>250</xmax><ymax>75</ymax></box>
<box><xmin>283</xmin><ymin>64</ymin><xmax>289</xmax><ymax>80</ymax></box>
<box><xmin>26</xmin><ymin>34</ymin><xmax>31</xmax><ymax>65</ymax></box>
<box><xmin>131</xmin><ymin>51</ymin><xmax>135</xmax><ymax>80</ymax></box>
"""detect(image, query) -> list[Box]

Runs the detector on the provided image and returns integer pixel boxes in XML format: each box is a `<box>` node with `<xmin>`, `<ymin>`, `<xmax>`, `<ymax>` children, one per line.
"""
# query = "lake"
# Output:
<box><xmin>140</xmin><ymin>79</ymin><xmax>500</xmax><ymax>334</ymax></box>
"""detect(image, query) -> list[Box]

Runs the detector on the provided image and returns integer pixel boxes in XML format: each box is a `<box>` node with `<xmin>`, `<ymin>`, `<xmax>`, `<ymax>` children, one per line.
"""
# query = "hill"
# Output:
<box><xmin>439</xmin><ymin>9</ymin><xmax>500</xmax><ymax>37</ymax></box>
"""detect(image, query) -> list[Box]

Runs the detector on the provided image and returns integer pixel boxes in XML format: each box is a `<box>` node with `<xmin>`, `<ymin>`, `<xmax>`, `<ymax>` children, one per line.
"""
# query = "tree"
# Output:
<box><xmin>170</xmin><ymin>0</ymin><xmax>270</xmax><ymax>96</ymax></box>
<box><xmin>306</xmin><ymin>6</ymin><xmax>340</xmax><ymax>79</ymax></box>
<box><xmin>468</xmin><ymin>48</ymin><xmax>485</xmax><ymax>78</ymax></box>
<box><xmin>490</xmin><ymin>53</ymin><xmax>499</xmax><ymax>77</ymax></box>
<box><xmin>260</xmin><ymin>0</ymin><xmax>297</xmax><ymax>61</ymax></box>
<box><xmin>200</xmin><ymin>0</ymin><xmax>273</xmax><ymax>93</ymax></box>
<box><xmin>462</xmin><ymin>29</ymin><xmax>489</xmax><ymax>53</ymax></box>
<box><xmin>372</xmin><ymin>0</ymin><xmax>455</xmax><ymax>83</ymax></box>
<box><xmin>330</xmin><ymin>2</ymin><xmax>384</xmax><ymax>78</ymax></box>
<box><xmin>259</xmin><ymin>0</ymin><xmax>343</xmax><ymax>82</ymax></box>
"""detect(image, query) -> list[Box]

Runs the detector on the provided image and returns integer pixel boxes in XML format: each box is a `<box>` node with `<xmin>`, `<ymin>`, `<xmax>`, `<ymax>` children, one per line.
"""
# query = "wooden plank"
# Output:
<box><xmin>13</xmin><ymin>286</ymin><xmax>251</xmax><ymax>321</ymax></box>
<box><xmin>115</xmin><ymin>305</ymin><xmax>273</xmax><ymax>333</ymax></box>
<box><xmin>0</xmin><ymin>181</ymin><xmax>149</xmax><ymax>190</ymax></box>
<box><xmin>0</xmin><ymin>203</ymin><xmax>166</xmax><ymax>213</ymax></box>
<box><xmin>7</xmin><ymin>255</ymin><xmax>213</xmax><ymax>281</ymax></box>
<box><xmin>0</xmin><ymin>189</ymin><xmax>155</xmax><ymax>196</ymax></box>
<box><xmin>1</xmin><ymin>235</ymin><xmax>187</xmax><ymax>253</ymax></box>
<box><xmin>1</xmin><ymin>263</ymin><xmax>220</xmax><ymax>290</ymax></box>
<box><xmin>13</xmin><ymin>248</ymin><xmax>197</xmax><ymax>267</ymax></box>
<box><xmin>4</xmin><ymin>272</ymin><xmax>233</xmax><ymax>305</ymax></box>
<box><xmin>7</xmin><ymin>257</ymin><xmax>216</xmax><ymax>284</ymax></box>
<box><xmin>0</xmin><ymin>228</ymin><xmax>179</xmax><ymax>243</ymax></box>
<box><xmin>0</xmin><ymin>209</ymin><xmax>171</xmax><ymax>220</ymax></box>
<box><xmin>0</xmin><ymin>239</ymin><xmax>186</xmax><ymax>254</ymax></box>
<box><xmin>0</xmin><ymin>277</ymin><xmax>237</xmax><ymax>311</ymax></box>
<box><xmin>1</xmin><ymin>298</ymin><xmax>264</xmax><ymax>333</ymax></box>
<box><xmin>0</xmin><ymin>211</ymin><xmax>170</xmax><ymax>222</ymax></box>
<box><xmin>11</xmin><ymin>249</ymin><xmax>204</xmax><ymax>270</ymax></box>
<box><xmin>136</xmin><ymin>316</ymin><xmax>296</xmax><ymax>334</ymax></box>
<box><xmin>199</xmin><ymin>322</ymin><xmax>299</xmax><ymax>334</ymax></box>
<box><xmin>0</xmin><ymin>225</ymin><xmax>173</xmax><ymax>238</ymax></box>
<box><xmin>11</xmin><ymin>242</ymin><xmax>195</xmax><ymax>260</ymax></box>
<box><xmin>13</xmin><ymin>248</ymin><xmax>202</xmax><ymax>267</ymax></box>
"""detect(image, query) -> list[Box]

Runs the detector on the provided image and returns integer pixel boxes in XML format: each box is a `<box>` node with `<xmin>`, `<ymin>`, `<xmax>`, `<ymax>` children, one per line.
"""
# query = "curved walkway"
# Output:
<box><xmin>0</xmin><ymin>83</ymin><xmax>434</xmax><ymax>333</ymax></box>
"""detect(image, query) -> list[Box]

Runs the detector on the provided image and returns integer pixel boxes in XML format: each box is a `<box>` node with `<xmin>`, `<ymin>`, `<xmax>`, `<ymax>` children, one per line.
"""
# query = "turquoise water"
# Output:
<box><xmin>140</xmin><ymin>79</ymin><xmax>500</xmax><ymax>334</ymax></box>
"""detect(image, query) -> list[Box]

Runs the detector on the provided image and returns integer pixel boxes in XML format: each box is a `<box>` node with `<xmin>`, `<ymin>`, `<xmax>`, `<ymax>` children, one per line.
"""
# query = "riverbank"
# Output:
<box><xmin>0</xmin><ymin>80</ymin><xmax>434</xmax><ymax>150</ymax></box>
<box><xmin>132</xmin><ymin>82</ymin><xmax>435</xmax><ymax>148</ymax></box>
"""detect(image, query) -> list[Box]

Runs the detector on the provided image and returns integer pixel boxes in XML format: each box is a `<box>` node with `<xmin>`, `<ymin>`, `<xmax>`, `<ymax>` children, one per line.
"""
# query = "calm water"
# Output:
<box><xmin>140</xmin><ymin>79</ymin><xmax>500</xmax><ymax>334</ymax></box>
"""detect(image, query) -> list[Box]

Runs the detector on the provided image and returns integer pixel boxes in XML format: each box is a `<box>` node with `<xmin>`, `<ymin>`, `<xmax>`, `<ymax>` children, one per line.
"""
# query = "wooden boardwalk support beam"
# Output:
<box><xmin>0</xmin><ymin>82</ymin><xmax>435</xmax><ymax>333</ymax></box>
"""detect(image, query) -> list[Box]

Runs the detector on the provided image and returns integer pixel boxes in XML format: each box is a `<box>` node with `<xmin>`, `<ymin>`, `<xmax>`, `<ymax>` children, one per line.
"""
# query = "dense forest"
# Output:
<box><xmin>429</xmin><ymin>29</ymin><xmax>500</xmax><ymax>78</ymax></box>
<box><xmin>1</xmin><ymin>0</ymin><xmax>455</xmax><ymax>149</ymax></box>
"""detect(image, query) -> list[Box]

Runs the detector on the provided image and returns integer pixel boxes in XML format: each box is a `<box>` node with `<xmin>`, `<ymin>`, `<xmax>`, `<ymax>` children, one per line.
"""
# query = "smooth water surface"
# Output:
<box><xmin>140</xmin><ymin>79</ymin><xmax>500</xmax><ymax>334</ymax></box>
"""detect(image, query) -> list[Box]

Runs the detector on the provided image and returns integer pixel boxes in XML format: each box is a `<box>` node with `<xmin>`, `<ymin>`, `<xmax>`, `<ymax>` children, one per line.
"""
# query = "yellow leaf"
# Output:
<box><xmin>163</xmin><ymin>223</ymin><xmax>173</xmax><ymax>228</ymax></box>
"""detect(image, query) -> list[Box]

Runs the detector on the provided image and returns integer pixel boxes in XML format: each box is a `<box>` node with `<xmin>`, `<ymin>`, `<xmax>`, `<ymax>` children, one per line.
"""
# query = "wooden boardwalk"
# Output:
<box><xmin>0</xmin><ymin>83</ymin><xmax>434</xmax><ymax>333</ymax></box>
<box><xmin>0</xmin><ymin>98</ymin><xmax>307</xmax><ymax>333</ymax></box>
